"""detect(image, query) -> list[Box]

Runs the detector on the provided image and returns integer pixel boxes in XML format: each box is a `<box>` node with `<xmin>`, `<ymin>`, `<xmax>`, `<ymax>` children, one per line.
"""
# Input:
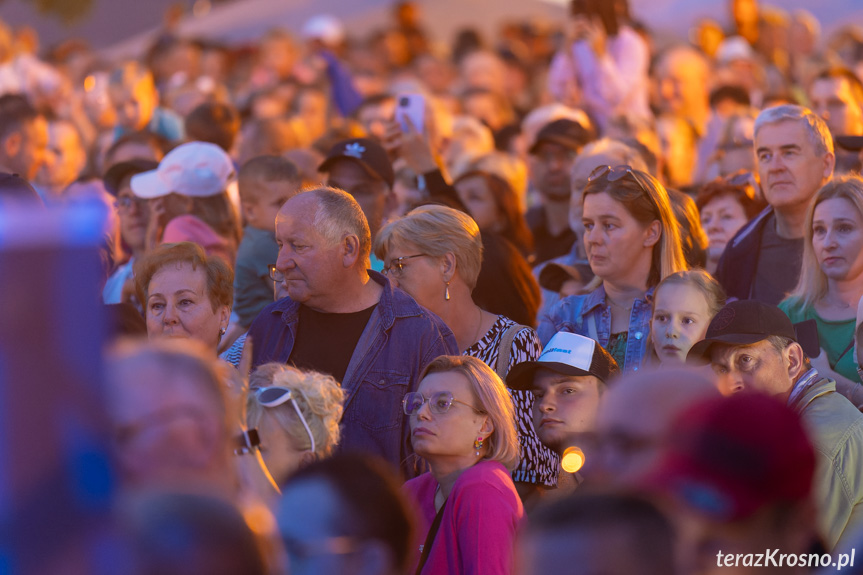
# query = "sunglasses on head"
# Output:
<box><xmin>255</xmin><ymin>386</ymin><xmax>316</xmax><ymax>453</ymax></box>
<box><xmin>587</xmin><ymin>165</ymin><xmax>650</xmax><ymax>196</ymax></box>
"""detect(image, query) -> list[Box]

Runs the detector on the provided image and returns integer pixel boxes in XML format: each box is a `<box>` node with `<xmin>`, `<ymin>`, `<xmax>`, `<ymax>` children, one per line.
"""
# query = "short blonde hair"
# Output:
<box><xmin>420</xmin><ymin>355</ymin><xmax>519</xmax><ymax>471</ymax></box>
<box><xmin>246</xmin><ymin>363</ymin><xmax>345</xmax><ymax>459</ymax></box>
<box><xmin>374</xmin><ymin>204</ymin><xmax>484</xmax><ymax>289</ymax></box>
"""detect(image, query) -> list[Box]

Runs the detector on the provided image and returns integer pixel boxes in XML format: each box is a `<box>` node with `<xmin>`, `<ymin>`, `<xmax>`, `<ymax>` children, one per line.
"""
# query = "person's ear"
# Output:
<box><xmin>3</xmin><ymin>131</ymin><xmax>21</xmax><ymax>158</ymax></box>
<box><xmin>342</xmin><ymin>234</ymin><xmax>361</xmax><ymax>268</ymax></box>
<box><xmin>785</xmin><ymin>342</ymin><xmax>805</xmax><ymax>380</ymax></box>
<box><xmin>822</xmin><ymin>150</ymin><xmax>836</xmax><ymax>180</ymax></box>
<box><xmin>441</xmin><ymin>252</ymin><xmax>456</xmax><ymax>282</ymax></box>
<box><xmin>479</xmin><ymin>416</ymin><xmax>494</xmax><ymax>437</ymax></box>
<box><xmin>244</xmin><ymin>200</ymin><xmax>258</xmax><ymax>222</ymax></box>
<box><xmin>219</xmin><ymin>305</ymin><xmax>230</xmax><ymax>331</ymax></box>
<box><xmin>643</xmin><ymin>220</ymin><xmax>662</xmax><ymax>247</ymax></box>
<box><xmin>300</xmin><ymin>450</ymin><xmax>317</xmax><ymax>468</ymax></box>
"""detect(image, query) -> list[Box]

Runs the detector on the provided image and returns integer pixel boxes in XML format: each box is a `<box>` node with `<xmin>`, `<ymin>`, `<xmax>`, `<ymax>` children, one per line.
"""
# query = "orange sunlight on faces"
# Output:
<box><xmin>651</xmin><ymin>282</ymin><xmax>713</xmax><ymax>365</ymax></box>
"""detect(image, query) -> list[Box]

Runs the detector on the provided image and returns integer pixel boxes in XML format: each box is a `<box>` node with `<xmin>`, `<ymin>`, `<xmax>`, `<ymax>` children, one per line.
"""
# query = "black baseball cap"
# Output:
<box><xmin>103</xmin><ymin>159</ymin><xmax>159</xmax><ymax>196</ymax></box>
<box><xmin>529</xmin><ymin>119</ymin><xmax>595</xmax><ymax>155</ymax></box>
<box><xmin>507</xmin><ymin>332</ymin><xmax>619</xmax><ymax>390</ymax></box>
<box><xmin>318</xmin><ymin>138</ymin><xmax>395</xmax><ymax>188</ymax></box>
<box><xmin>687</xmin><ymin>300</ymin><xmax>797</xmax><ymax>364</ymax></box>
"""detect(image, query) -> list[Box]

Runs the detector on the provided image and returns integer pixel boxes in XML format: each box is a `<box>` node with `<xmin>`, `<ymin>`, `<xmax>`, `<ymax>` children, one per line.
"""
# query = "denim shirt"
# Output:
<box><xmin>537</xmin><ymin>285</ymin><xmax>654</xmax><ymax>374</ymax></box>
<box><xmin>247</xmin><ymin>271</ymin><xmax>458</xmax><ymax>478</ymax></box>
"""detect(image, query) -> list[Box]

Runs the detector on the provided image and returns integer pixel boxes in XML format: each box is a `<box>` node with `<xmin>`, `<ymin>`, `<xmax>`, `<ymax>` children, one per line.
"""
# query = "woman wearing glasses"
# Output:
<box><xmin>374</xmin><ymin>205</ymin><xmax>557</xmax><ymax>503</ymax></box>
<box><xmin>539</xmin><ymin>165</ymin><xmax>687</xmax><ymax>373</ymax></box>
<box><xmin>246</xmin><ymin>363</ymin><xmax>344</xmax><ymax>486</ymax></box>
<box><xmin>402</xmin><ymin>355</ymin><xmax>522</xmax><ymax>575</ymax></box>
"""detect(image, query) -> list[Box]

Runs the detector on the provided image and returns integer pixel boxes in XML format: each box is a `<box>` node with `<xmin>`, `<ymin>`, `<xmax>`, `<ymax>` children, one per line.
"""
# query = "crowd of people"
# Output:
<box><xmin>6</xmin><ymin>0</ymin><xmax>863</xmax><ymax>572</ymax></box>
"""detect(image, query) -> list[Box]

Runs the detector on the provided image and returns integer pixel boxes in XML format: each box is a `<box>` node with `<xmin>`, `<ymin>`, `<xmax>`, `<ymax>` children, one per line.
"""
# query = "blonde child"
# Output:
<box><xmin>650</xmin><ymin>270</ymin><xmax>726</xmax><ymax>365</ymax></box>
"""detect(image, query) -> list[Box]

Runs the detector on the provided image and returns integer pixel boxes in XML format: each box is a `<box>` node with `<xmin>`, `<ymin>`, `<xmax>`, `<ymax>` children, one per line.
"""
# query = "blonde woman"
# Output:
<box><xmin>246</xmin><ymin>363</ymin><xmax>344</xmax><ymax>486</ymax></box>
<box><xmin>538</xmin><ymin>165</ymin><xmax>687</xmax><ymax>373</ymax></box>
<box><xmin>780</xmin><ymin>175</ymin><xmax>863</xmax><ymax>384</ymax></box>
<box><xmin>375</xmin><ymin>204</ymin><xmax>557</xmax><ymax>500</ymax></box>
<box><xmin>403</xmin><ymin>356</ymin><xmax>522</xmax><ymax>575</ymax></box>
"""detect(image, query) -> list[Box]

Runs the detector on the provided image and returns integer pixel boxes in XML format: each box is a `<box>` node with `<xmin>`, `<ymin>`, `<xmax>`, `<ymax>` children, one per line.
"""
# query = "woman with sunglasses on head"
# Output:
<box><xmin>538</xmin><ymin>165</ymin><xmax>687</xmax><ymax>373</ymax></box>
<box><xmin>246</xmin><ymin>363</ymin><xmax>344</xmax><ymax>487</ymax></box>
<box><xmin>403</xmin><ymin>355</ymin><xmax>522</xmax><ymax>575</ymax></box>
<box><xmin>374</xmin><ymin>205</ymin><xmax>558</xmax><ymax>505</ymax></box>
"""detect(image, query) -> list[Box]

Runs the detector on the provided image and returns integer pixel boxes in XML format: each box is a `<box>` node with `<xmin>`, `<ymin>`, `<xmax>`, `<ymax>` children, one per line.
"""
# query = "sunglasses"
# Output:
<box><xmin>587</xmin><ymin>164</ymin><xmax>650</xmax><ymax>196</ymax></box>
<box><xmin>402</xmin><ymin>391</ymin><xmax>486</xmax><ymax>416</ymax></box>
<box><xmin>255</xmin><ymin>386</ymin><xmax>316</xmax><ymax>453</ymax></box>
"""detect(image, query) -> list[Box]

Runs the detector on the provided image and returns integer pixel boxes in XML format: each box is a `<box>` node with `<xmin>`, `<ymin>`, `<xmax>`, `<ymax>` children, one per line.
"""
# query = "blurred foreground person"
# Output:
<box><xmin>105</xmin><ymin>339</ymin><xmax>234</xmax><ymax>495</ymax></box>
<box><xmin>645</xmin><ymin>393</ymin><xmax>819</xmax><ymax>575</ymax></box>
<box><xmin>403</xmin><ymin>356</ymin><xmax>523</xmax><ymax>574</ymax></box>
<box><xmin>277</xmin><ymin>454</ymin><xmax>415</xmax><ymax>575</ymax></box>
<box><xmin>519</xmin><ymin>493</ymin><xmax>676</xmax><ymax>575</ymax></box>
<box><xmin>593</xmin><ymin>367</ymin><xmax>720</xmax><ymax>486</ymax></box>
<box><xmin>687</xmin><ymin>299</ymin><xmax>863</xmax><ymax>549</ymax></box>
<box><xmin>120</xmin><ymin>491</ymin><xmax>267</xmax><ymax>575</ymax></box>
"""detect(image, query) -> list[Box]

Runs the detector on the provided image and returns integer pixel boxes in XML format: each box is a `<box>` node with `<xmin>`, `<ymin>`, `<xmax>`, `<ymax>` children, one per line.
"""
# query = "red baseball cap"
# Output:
<box><xmin>644</xmin><ymin>393</ymin><xmax>815</xmax><ymax>522</ymax></box>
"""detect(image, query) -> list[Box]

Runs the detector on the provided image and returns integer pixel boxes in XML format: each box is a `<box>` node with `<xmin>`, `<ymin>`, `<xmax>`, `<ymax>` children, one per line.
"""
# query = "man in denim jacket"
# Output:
<box><xmin>248</xmin><ymin>188</ymin><xmax>457</xmax><ymax>478</ymax></box>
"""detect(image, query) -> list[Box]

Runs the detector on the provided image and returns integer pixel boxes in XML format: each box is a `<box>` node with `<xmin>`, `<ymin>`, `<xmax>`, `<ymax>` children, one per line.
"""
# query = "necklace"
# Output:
<box><xmin>606</xmin><ymin>296</ymin><xmax>633</xmax><ymax>312</ymax></box>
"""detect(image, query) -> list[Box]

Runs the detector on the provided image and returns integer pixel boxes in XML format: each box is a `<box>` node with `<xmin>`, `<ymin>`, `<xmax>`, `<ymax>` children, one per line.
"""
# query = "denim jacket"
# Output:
<box><xmin>248</xmin><ymin>271</ymin><xmax>458</xmax><ymax>477</ymax></box>
<box><xmin>537</xmin><ymin>285</ymin><xmax>654</xmax><ymax>374</ymax></box>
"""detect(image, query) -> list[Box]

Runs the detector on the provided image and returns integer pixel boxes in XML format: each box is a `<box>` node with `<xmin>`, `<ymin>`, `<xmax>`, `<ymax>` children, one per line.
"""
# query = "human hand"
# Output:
<box><xmin>383</xmin><ymin>117</ymin><xmax>437</xmax><ymax>174</ymax></box>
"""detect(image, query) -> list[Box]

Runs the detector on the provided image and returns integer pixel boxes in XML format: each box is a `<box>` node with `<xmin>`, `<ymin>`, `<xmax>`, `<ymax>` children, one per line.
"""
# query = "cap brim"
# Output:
<box><xmin>506</xmin><ymin>360</ymin><xmax>594</xmax><ymax>390</ymax></box>
<box><xmin>686</xmin><ymin>333</ymin><xmax>769</xmax><ymax>364</ymax></box>
<box><xmin>130</xmin><ymin>170</ymin><xmax>169</xmax><ymax>199</ymax></box>
<box><xmin>529</xmin><ymin>135</ymin><xmax>582</xmax><ymax>155</ymax></box>
<box><xmin>836</xmin><ymin>136</ymin><xmax>863</xmax><ymax>152</ymax></box>
<box><xmin>104</xmin><ymin>160</ymin><xmax>159</xmax><ymax>196</ymax></box>
<box><xmin>319</xmin><ymin>156</ymin><xmax>385</xmax><ymax>184</ymax></box>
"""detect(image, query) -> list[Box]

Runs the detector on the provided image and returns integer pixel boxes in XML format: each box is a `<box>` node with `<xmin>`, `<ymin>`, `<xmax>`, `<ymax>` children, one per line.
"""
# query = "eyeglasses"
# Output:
<box><xmin>113</xmin><ymin>195</ymin><xmax>147</xmax><ymax>212</ymax></box>
<box><xmin>382</xmin><ymin>254</ymin><xmax>427</xmax><ymax>278</ymax></box>
<box><xmin>255</xmin><ymin>386</ymin><xmax>316</xmax><ymax>453</ymax></box>
<box><xmin>587</xmin><ymin>165</ymin><xmax>650</xmax><ymax>196</ymax></box>
<box><xmin>267</xmin><ymin>264</ymin><xmax>284</xmax><ymax>283</ymax></box>
<box><xmin>402</xmin><ymin>391</ymin><xmax>486</xmax><ymax>416</ymax></box>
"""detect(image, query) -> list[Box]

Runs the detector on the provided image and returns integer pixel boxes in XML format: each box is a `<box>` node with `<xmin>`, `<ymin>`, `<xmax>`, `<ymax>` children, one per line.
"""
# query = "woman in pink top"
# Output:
<box><xmin>402</xmin><ymin>355</ymin><xmax>523</xmax><ymax>575</ymax></box>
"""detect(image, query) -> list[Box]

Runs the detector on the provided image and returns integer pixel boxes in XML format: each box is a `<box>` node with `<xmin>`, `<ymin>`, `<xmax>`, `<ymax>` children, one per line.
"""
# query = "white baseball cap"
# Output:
<box><xmin>302</xmin><ymin>15</ymin><xmax>345</xmax><ymax>46</ymax></box>
<box><xmin>131</xmin><ymin>141</ymin><xmax>235</xmax><ymax>199</ymax></box>
<box><xmin>506</xmin><ymin>332</ymin><xmax>619</xmax><ymax>390</ymax></box>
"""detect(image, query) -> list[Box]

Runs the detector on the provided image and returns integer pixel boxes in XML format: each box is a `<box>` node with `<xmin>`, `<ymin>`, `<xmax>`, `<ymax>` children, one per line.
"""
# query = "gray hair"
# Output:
<box><xmin>754</xmin><ymin>105</ymin><xmax>834</xmax><ymax>157</ymax></box>
<box><xmin>306</xmin><ymin>187</ymin><xmax>372</xmax><ymax>262</ymax></box>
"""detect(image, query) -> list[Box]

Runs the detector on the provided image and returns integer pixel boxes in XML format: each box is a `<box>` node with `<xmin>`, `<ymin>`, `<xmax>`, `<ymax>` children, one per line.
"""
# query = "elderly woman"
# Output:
<box><xmin>780</xmin><ymin>175</ymin><xmax>863</xmax><ymax>384</ymax></box>
<box><xmin>695</xmin><ymin>176</ymin><xmax>766</xmax><ymax>273</ymax></box>
<box><xmin>539</xmin><ymin>165</ymin><xmax>687</xmax><ymax>373</ymax></box>
<box><xmin>134</xmin><ymin>241</ymin><xmax>232</xmax><ymax>354</ymax></box>
<box><xmin>375</xmin><ymin>204</ymin><xmax>557</xmax><ymax>500</ymax></box>
<box><xmin>403</xmin><ymin>356</ymin><xmax>522</xmax><ymax>575</ymax></box>
<box><xmin>246</xmin><ymin>363</ymin><xmax>345</xmax><ymax>486</ymax></box>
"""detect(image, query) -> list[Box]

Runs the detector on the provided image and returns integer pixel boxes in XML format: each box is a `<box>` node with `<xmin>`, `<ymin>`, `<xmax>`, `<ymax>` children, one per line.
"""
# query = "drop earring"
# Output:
<box><xmin>445</xmin><ymin>281</ymin><xmax>451</xmax><ymax>301</ymax></box>
<box><xmin>474</xmin><ymin>436</ymin><xmax>483</xmax><ymax>456</ymax></box>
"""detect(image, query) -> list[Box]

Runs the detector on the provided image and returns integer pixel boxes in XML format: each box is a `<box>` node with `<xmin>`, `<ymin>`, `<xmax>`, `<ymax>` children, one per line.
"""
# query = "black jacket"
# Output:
<box><xmin>715</xmin><ymin>207</ymin><xmax>774</xmax><ymax>301</ymax></box>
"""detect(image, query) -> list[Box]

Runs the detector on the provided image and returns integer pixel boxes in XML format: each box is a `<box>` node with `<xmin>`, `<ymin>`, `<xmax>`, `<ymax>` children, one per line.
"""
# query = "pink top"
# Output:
<box><xmin>403</xmin><ymin>460</ymin><xmax>524</xmax><ymax>575</ymax></box>
<box><xmin>162</xmin><ymin>214</ymin><xmax>235</xmax><ymax>266</ymax></box>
